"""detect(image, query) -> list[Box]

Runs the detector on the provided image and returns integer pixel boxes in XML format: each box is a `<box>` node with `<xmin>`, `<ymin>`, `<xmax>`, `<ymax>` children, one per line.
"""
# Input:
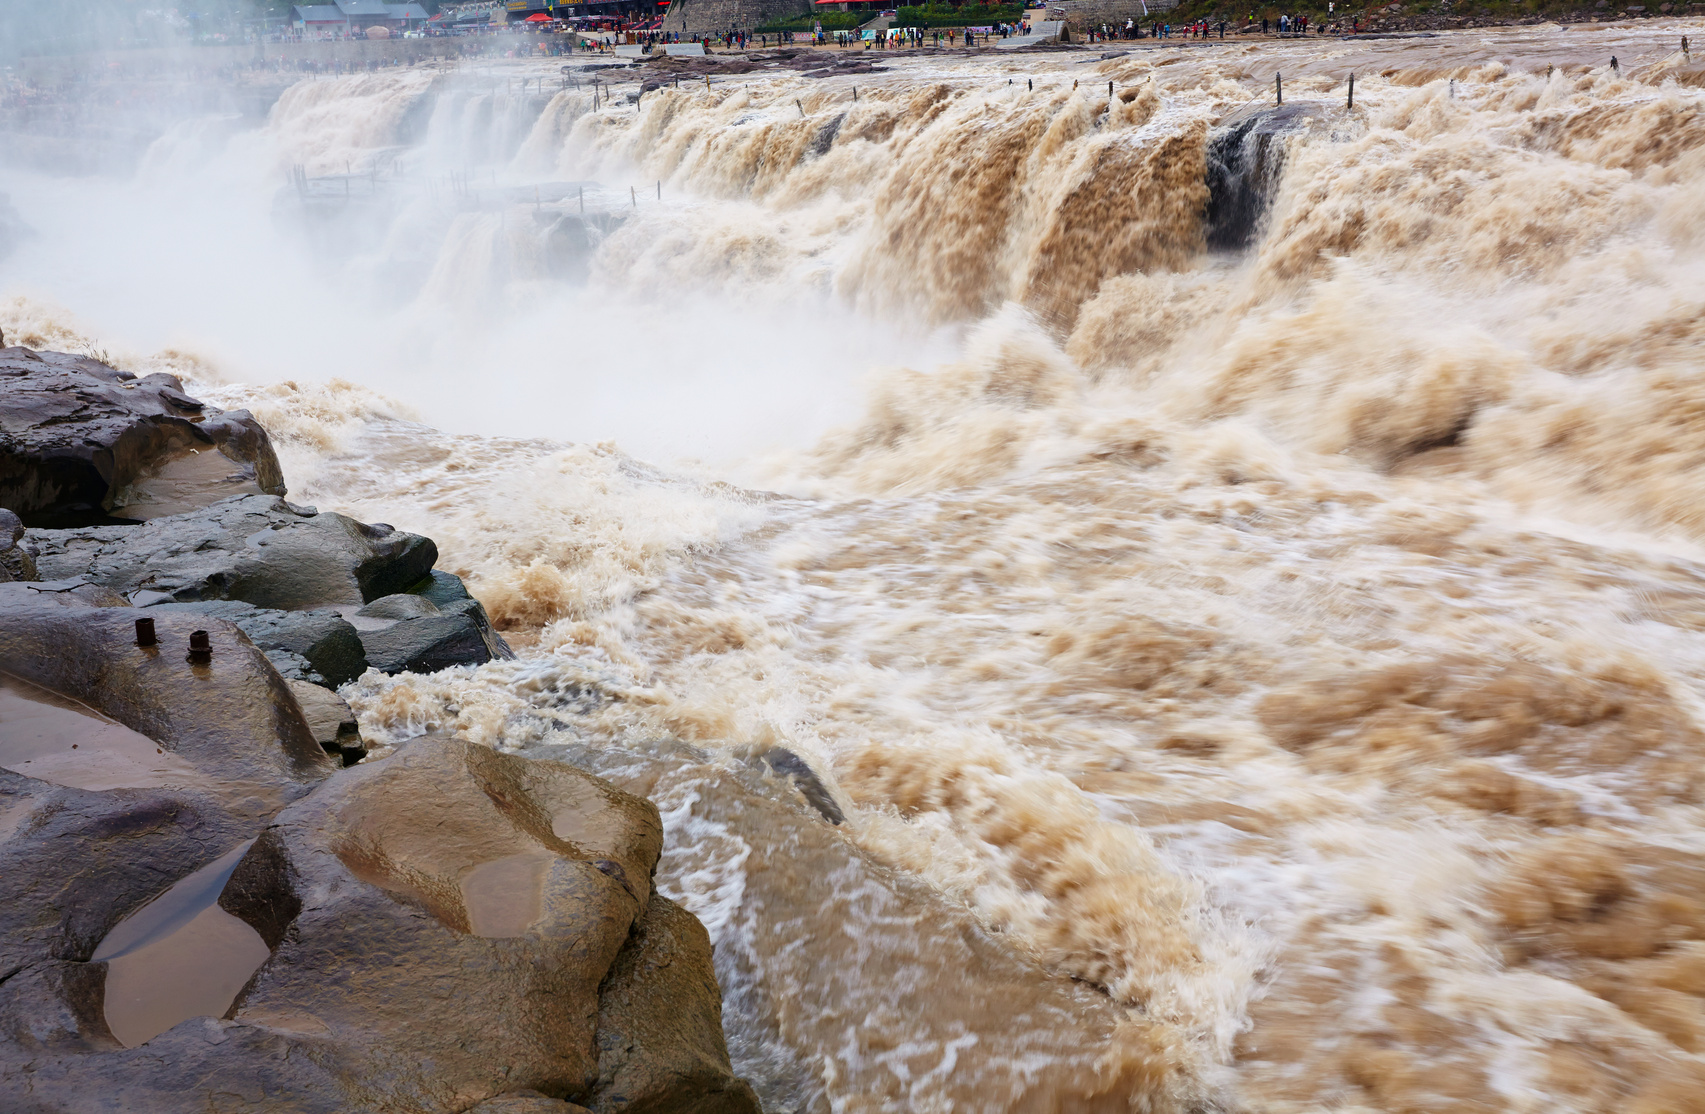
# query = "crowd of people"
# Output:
<box><xmin>627</xmin><ymin>8</ymin><xmax>1364</xmax><ymax>55</ymax></box>
<box><xmin>1076</xmin><ymin>11</ymin><xmax>1362</xmax><ymax>41</ymax></box>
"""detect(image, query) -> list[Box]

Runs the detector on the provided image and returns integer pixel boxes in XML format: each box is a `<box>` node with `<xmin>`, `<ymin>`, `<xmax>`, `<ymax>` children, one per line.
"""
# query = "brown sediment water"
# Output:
<box><xmin>14</xmin><ymin>19</ymin><xmax>1705</xmax><ymax>1109</ymax></box>
<box><xmin>0</xmin><ymin>671</ymin><xmax>198</xmax><ymax>791</ymax></box>
<box><xmin>91</xmin><ymin>840</ymin><xmax>269</xmax><ymax>1048</ymax></box>
<box><xmin>109</xmin><ymin>446</ymin><xmax>265</xmax><ymax>522</ymax></box>
<box><xmin>458</xmin><ymin>850</ymin><xmax>552</xmax><ymax>937</ymax></box>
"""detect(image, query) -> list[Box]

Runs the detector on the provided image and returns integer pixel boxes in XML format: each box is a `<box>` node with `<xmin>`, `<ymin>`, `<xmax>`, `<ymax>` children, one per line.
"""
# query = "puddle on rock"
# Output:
<box><xmin>110</xmin><ymin>448</ymin><xmax>264</xmax><ymax>521</ymax></box>
<box><xmin>458</xmin><ymin>851</ymin><xmax>552</xmax><ymax>937</ymax></box>
<box><xmin>92</xmin><ymin>840</ymin><xmax>271</xmax><ymax>1048</ymax></box>
<box><xmin>0</xmin><ymin>671</ymin><xmax>199</xmax><ymax>791</ymax></box>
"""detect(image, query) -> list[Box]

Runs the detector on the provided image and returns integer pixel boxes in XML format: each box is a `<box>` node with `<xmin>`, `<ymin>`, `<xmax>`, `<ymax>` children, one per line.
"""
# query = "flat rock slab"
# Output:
<box><xmin>0</xmin><ymin>347</ymin><xmax>284</xmax><ymax>528</ymax></box>
<box><xmin>31</xmin><ymin>494</ymin><xmax>436</xmax><ymax>611</ymax></box>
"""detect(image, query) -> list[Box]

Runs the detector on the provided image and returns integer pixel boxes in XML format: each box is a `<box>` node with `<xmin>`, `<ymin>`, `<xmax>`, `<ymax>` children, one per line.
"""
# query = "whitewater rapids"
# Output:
<box><xmin>9</xmin><ymin>20</ymin><xmax>1705</xmax><ymax>1112</ymax></box>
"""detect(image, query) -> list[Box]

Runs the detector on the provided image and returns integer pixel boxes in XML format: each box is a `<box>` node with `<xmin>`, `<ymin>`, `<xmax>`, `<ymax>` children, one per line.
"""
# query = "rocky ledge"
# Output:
<box><xmin>0</xmin><ymin>349</ymin><xmax>759</xmax><ymax>1113</ymax></box>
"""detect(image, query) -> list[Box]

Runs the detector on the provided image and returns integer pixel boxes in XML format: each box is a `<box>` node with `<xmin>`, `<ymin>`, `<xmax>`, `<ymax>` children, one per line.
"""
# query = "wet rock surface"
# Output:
<box><xmin>0</xmin><ymin>347</ymin><xmax>284</xmax><ymax>528</ymax></box>
<box><xmin>0</xmin><ymin>605</ymin><xmax>754</xmax><ymax>1113</ymax></box>
<box><xmin>30</xmin><ymin>493</ymin><xmax>437</xmax><ymax>611</ymax></box>
<box><xmin>358</xmin><ymin>594</ymin><xmax>516</xmax><ymax>675</ymax></box>
<box><xmin>147</xmin><ymin>599</ymin><xmax>370</xmax><ymax>687</ymax></box>
<box><xmin>287</xmin><ymin>679</ymin><xmax>366</xmax><ymax>766</ymax></box>
<box><xmin>1206</xmin><ymin>100</ymin><xmax>1328</xmax><ymax>250</ymax></box>
<box><xmin>0</xmin><ymin>601</ymin><xmax>336</xmax><ymax>818</ymax></box>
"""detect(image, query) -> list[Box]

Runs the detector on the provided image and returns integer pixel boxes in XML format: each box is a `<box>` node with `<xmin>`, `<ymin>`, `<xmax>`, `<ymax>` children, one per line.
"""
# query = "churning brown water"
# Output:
<box><xmin>9</xmin><ymin>19</ymin><xmax>1705</xmax><ymax>1111</ymax></box>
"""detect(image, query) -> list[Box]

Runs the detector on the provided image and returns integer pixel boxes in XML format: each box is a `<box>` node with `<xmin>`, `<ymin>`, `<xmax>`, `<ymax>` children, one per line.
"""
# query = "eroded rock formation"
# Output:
<box><xmin>0</xmin><ymin>347</ymin><xmax>284</xmax><ymax>527</ymax></box>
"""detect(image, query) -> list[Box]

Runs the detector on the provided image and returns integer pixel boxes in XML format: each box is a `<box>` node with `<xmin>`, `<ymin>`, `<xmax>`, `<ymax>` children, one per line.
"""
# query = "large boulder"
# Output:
<box><xmin>0</xmin><ymin>598</ymin><xmax>340</xmax><ymax>1091</ymax></box>
<box><xmin>1205</xmin><ymin>100</ymin><xmax>1328</xmax><ymax>250</ymax></box>
<box><xmin>590</xmin><ymin>895</ymin><xmax>765</xmax><ymax>1114</ymax></box>
<box><xmin>356</xmin><ymin>592</ymin><xmax>516</xmax><ymax>675</ymax></box>
<box><xmin>0</xmin><ymin>732</ymin><xmax>756</xmax><ymax>1114</ymax></box>
<box><xmin>30</xmin><ymin>494</ymin><xmax>437</xmax><ymax>611</ymax></box>
<box><xmin>0</xmin><ymin>596</ymin><xmax>754</xmax><ymax>1113</ymax></box>
<box><xmin>0</xmin><ymin>600</ymin><xmax>338</xmax><ymax>824</ymax></box>
<box><xmin>0</xmin><ymin>347</ymin><xmax>285</xmax><ymax>527</ymax></box>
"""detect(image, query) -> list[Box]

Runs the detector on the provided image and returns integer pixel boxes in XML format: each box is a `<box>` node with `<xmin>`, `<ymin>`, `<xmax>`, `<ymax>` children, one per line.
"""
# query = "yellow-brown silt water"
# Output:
<box><xmin>9</xmin><ymin>20</ymin><xmax>1705</xmax><ymax>1111</ymax></box>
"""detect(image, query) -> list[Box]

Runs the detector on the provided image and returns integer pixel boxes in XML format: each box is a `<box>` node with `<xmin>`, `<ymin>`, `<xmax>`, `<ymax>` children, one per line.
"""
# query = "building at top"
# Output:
<box><xmin>291</xmin><ymin>0</ymin><xmax>432</xmax><ymax>36</ymax></box>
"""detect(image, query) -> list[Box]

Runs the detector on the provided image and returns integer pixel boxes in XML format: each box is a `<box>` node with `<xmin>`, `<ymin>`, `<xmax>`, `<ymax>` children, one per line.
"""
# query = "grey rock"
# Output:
<box><xmin>262</xmin><ymin>645</ymin><xmax>322</xmax><ymax>685</ymax></box>
<box><xmin>760</xmin><ymin>747</ymin><xmax>845</xmax><ymax>825</ymax></box>
<box><xmin>590</xmin><ymin>895</ymin><xmax>764</xmax><ymax>1114</ymax></box>
<box><xmin>357</xmin><ymin>592</ymin><xmax>442</xmax><ymax>620</ymax></box>
<box><xmin>144</xmin><ymin>599</ymin><xmax>368</xmax><ymax>688</ymax></box>
<box><xmin>31</xmin><ymin>494</ymin><xmax>437</xmax><ymax>611</ymax></box>
<box><xmin>448</xmin><ymin>596</ymin><xmax>516</xmax><ymax>659</ymax></box>
<box><xmin>286</xmin><ymin>679</ymin><xmax>365</xmax><ymax>767</ymax></box>
<box><xmin>0</xmin><ymin>347</ymin><xmax>285</xmax><ymax>527</ymax></box>
<box><xmin>410</xmin><ymin>568</ymin><xmax>475</xmax><ymax>607</ymax></box>
<box><xmin>359</xmin><ymin>609</ymin><xmax>499</xmax><ymax>675</ymax></box>
<box><xmin>357</xmin><ymin>594</ymin><xmax>514</xmax><ymax>676</ymax></box>
<box><xmin>1207</xmin><ymin>101</ymin><xmax>1328</xmax><ymax>250</ymax></box>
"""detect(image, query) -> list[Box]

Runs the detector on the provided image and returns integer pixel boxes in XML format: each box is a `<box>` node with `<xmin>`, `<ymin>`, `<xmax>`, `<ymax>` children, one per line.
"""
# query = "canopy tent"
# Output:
<box><xmin>523</xmin><ymin>11</ymin><xmax>553</xmax><ymax>19</ymax></box>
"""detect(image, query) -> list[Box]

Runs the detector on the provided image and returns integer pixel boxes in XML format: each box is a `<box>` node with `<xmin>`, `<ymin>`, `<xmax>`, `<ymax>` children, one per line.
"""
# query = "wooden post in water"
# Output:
<box><xmin>1275</xmin><ymin>71</ymin><xmax>1282</xmax><ymax>104</ymax></box>
<box><xmin>1347</xmin><ymin>72</ymin><xmax>1354</xmax><ymax>109</ymax></box>
<box><xmin>631</xmin><ymin>186</ymin><xmax>637</xmax><ymax>207</ymax></box>
<box><xmin>579</xmin><ymin>186</ymin><xmax>584</xmax><ymax>213</ymax></box>
<box><xmin>797</xmin><ymin>98</ymin><xmax>805</xmax><ymax>116</ymax></box>
<box><xmin>657</xmin><ymin>180</ymin><xmax>662</xmax><ymax>200</ymax></box>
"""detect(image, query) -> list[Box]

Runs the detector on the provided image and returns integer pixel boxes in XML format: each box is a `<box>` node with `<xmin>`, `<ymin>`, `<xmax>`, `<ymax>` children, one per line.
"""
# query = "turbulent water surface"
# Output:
<box><xmin>9</xmin><ymin>23</ymin><xmax>1705</xmax><ymax>1112</ymax></box>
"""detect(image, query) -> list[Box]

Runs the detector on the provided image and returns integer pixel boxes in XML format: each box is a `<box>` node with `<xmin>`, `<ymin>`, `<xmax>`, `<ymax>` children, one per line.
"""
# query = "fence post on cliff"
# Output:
<box><xmin>1276</xmin><ymin>71</ymin><xmax>1282</xmax><ymax>104</ymax></box>
<box><xmin>1347</xmin><ymin>72</ymin><xmax>1354</xmax><ymax>109</ymax></box>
